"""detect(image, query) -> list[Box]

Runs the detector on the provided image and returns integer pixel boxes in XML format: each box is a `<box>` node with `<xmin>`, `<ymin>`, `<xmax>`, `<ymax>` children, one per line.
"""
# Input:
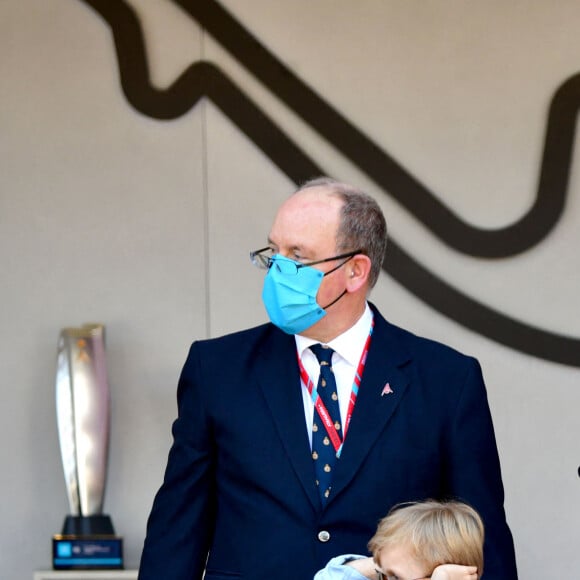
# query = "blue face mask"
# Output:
<box><xmin>262</xmin><ymin>255</ymin><xmax>347</xmax><ymax>335</ymax></box>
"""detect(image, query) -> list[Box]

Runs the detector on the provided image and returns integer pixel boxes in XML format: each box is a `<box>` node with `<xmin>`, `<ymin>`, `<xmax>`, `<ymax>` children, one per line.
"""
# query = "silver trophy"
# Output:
<box><xmin>53</xmin><ymin>323</ymin><xmax>122</xmax><ymax>569</ymax></box>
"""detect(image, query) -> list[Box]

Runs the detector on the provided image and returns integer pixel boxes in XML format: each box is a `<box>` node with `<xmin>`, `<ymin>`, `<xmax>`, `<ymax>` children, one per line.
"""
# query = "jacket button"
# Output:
<box><xmin>317</xmin><ymin>530</ymin><xmax>330</xmax><ymax>542</ymax></box>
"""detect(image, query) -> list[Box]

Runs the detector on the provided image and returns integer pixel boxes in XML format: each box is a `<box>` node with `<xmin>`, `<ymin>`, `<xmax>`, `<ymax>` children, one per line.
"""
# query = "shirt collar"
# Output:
<box><xmin>295</xmin><ymin>303</ymin><xmax>373</xmax><ymax>366</ymax></box>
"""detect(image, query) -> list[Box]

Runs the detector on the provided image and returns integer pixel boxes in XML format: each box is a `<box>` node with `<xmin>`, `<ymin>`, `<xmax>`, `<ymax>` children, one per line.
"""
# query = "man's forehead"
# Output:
<box><xmin>267</xmin><ymin>188</ymin><xmax>340</xmax><ymax>247</ymax></box>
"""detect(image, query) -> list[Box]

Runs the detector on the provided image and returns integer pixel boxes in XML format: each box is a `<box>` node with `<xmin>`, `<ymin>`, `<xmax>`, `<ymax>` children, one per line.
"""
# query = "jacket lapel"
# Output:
<box><xmin>254</xmin><ymin>327</ymin><xmax>320</xmax><ymax>511</ymax></box>
<box><xmin>251</xmin><ymin>311</ymin><xmax>414</xmax><ymax>511</ymax></box>
<box><xmin>329</xmin><ymin>310</ymin><xmax>413</xmax><ymax>501</ymax></box>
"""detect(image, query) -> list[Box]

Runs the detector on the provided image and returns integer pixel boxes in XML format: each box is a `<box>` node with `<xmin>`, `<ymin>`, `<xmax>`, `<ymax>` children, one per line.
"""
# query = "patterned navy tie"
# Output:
<box><xmin>310</xmin><ymin>343</ymin><xmax>343</xmax><ymax>504</ymax></box>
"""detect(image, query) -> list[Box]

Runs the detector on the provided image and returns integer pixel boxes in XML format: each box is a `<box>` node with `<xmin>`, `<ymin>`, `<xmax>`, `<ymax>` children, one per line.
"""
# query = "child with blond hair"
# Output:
<box><xmin>314</xmin><ymin>500</ymin><xmax>484</xmax><ymax>580</ymax></box>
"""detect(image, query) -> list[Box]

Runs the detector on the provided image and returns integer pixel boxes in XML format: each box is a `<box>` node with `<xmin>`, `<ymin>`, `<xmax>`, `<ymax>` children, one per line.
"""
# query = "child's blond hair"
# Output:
<box><xmin>368</xmin><ymin>500</ymin><xmax>484</xmax><ymax>575</ymax></box>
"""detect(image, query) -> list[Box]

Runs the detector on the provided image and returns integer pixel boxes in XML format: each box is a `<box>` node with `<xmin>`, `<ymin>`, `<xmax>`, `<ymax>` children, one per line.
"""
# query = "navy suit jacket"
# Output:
<box><xmin>139</xmin><ymin>305</ymin><xmax>517</xmax><ymax>579</ymax></box>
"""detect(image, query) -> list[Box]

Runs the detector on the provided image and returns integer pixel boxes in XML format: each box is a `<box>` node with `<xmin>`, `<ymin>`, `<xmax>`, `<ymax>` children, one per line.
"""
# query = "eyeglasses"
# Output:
<box><xmin>375</xmin><ymin>568</ymin><xmax>431</xmax><ymax>580</ymax></box>
<box><xmin>250</xmin><ymin>247</ymin><xmax>362</xmax><ymax>275</ymax></box>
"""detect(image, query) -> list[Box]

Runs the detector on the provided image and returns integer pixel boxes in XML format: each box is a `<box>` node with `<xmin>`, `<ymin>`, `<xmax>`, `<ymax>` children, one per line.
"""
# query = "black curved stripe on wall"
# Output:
<box><xmin>78</xmin><ymin>0</ymin><xmax>580</xmax><ymax>367</ymax></box>
<box><xmin>85</xmin><ymin>0</ymin><xmax>578</xmax><ymax>259</ymax></box>
<box><xmin>177</xmin><ymin>0</ymin><xmax>578</xmax><ymax>260</ymax></box>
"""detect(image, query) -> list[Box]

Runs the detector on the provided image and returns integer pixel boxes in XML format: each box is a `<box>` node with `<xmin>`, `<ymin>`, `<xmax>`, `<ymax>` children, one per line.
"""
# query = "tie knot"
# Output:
<box><xmin>310</xmin><ymin>343</ymin><xmax>334</xmax><ymax>366</ymax></box>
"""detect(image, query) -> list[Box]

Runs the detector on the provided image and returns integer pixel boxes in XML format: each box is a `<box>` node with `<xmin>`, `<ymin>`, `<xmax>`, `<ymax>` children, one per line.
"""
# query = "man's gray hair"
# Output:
<box><xmin>297</xmin><ymin>177</ymin><xmax>387</xmax><ymax>288</ymax></box>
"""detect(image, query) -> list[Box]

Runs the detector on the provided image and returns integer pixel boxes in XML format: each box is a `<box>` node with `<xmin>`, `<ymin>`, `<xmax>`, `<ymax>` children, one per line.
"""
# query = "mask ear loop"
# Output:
<box><xmin>321</xmin><ymin>288</ymin><xmax>347</xmax><ymax>310</ymax></box>
<box><xmin>322</xmin><ymin>254</ymin><xmax>356</xmax><ymax>277</ymax></box>
<box><xmin>320</xmin><ymin>254</ymin><xmax>356</xmax><ymax>310</ymax></box>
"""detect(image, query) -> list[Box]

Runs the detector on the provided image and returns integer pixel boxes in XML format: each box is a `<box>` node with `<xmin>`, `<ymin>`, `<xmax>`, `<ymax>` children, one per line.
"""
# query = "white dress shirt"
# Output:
<box><xmin>295</xmin><ymin>303</ymin><xmax>373</xmax><ymax>447</ymax></box>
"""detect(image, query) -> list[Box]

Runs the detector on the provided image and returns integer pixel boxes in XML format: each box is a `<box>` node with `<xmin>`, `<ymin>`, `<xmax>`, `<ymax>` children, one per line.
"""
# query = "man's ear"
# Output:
<box><xmin>345</xmin><ymin>254</ymin><xmax>372</xmax><ymax>293</ymax></box>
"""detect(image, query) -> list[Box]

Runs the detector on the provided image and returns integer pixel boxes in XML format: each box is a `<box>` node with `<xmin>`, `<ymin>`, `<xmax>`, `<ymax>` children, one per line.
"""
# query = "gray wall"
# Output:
<box><xmin>2</xmin><ymin>1</ymin><xmax>579</xmax><ymax>578</ymax></box>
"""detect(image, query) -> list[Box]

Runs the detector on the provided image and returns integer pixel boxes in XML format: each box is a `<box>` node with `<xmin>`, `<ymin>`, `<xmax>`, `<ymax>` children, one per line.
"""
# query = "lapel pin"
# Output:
<box><xmin>381</xmin><ymin>383</ymin><xmax>393</xmax><ymax>396</ymax></box>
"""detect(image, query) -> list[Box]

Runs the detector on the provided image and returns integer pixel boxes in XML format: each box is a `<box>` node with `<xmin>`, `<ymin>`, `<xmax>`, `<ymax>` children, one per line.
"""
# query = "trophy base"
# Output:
<box><xmin>53</xmin><ymin>515</ymin><xmax>123</xmax><ymax>570</ymax></box>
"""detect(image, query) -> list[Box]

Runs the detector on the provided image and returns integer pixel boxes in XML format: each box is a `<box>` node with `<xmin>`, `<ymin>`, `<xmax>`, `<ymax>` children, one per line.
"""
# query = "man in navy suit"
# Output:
<box><xmin>138</xmin><ymin>178</ymin><xmax>517</xmax><ymax>579</ymax></box>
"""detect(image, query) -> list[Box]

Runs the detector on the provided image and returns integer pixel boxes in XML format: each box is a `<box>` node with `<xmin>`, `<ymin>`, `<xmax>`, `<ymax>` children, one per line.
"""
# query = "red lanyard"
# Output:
<box><xmin>297</xmin><ymin>317</ymin><xmax>374</xmax><ymax>457</ymax></box>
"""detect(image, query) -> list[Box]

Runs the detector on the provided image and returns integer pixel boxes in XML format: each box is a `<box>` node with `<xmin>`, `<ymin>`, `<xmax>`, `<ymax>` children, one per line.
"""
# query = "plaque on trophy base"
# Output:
<box><xmin>52</xmin><ymin>515</ymin><xmax>123</xmax><ymax>570</ymax></box>
<box><xmin>53</xmin><ymin>325</ymin><xmax>123</xmax><ymax>570</ymax></box>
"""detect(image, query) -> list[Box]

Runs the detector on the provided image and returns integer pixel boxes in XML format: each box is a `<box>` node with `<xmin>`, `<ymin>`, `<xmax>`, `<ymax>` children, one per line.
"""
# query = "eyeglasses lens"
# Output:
<box><xmin>250</xmin><ymin>250</ymin><xmax>270</xmax><ymax>270</ymax></box>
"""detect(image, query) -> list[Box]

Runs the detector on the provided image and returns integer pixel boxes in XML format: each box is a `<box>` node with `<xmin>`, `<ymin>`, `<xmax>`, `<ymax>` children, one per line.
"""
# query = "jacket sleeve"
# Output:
<box><xmin>445</xmin><ymin>357</ymin><xmax>518</xmax><ymax>579</ymax></box>
<box><xmin>138</xmin><ymin>343</ymin><xmax>215</xmax><ymax>580</ymax></box>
